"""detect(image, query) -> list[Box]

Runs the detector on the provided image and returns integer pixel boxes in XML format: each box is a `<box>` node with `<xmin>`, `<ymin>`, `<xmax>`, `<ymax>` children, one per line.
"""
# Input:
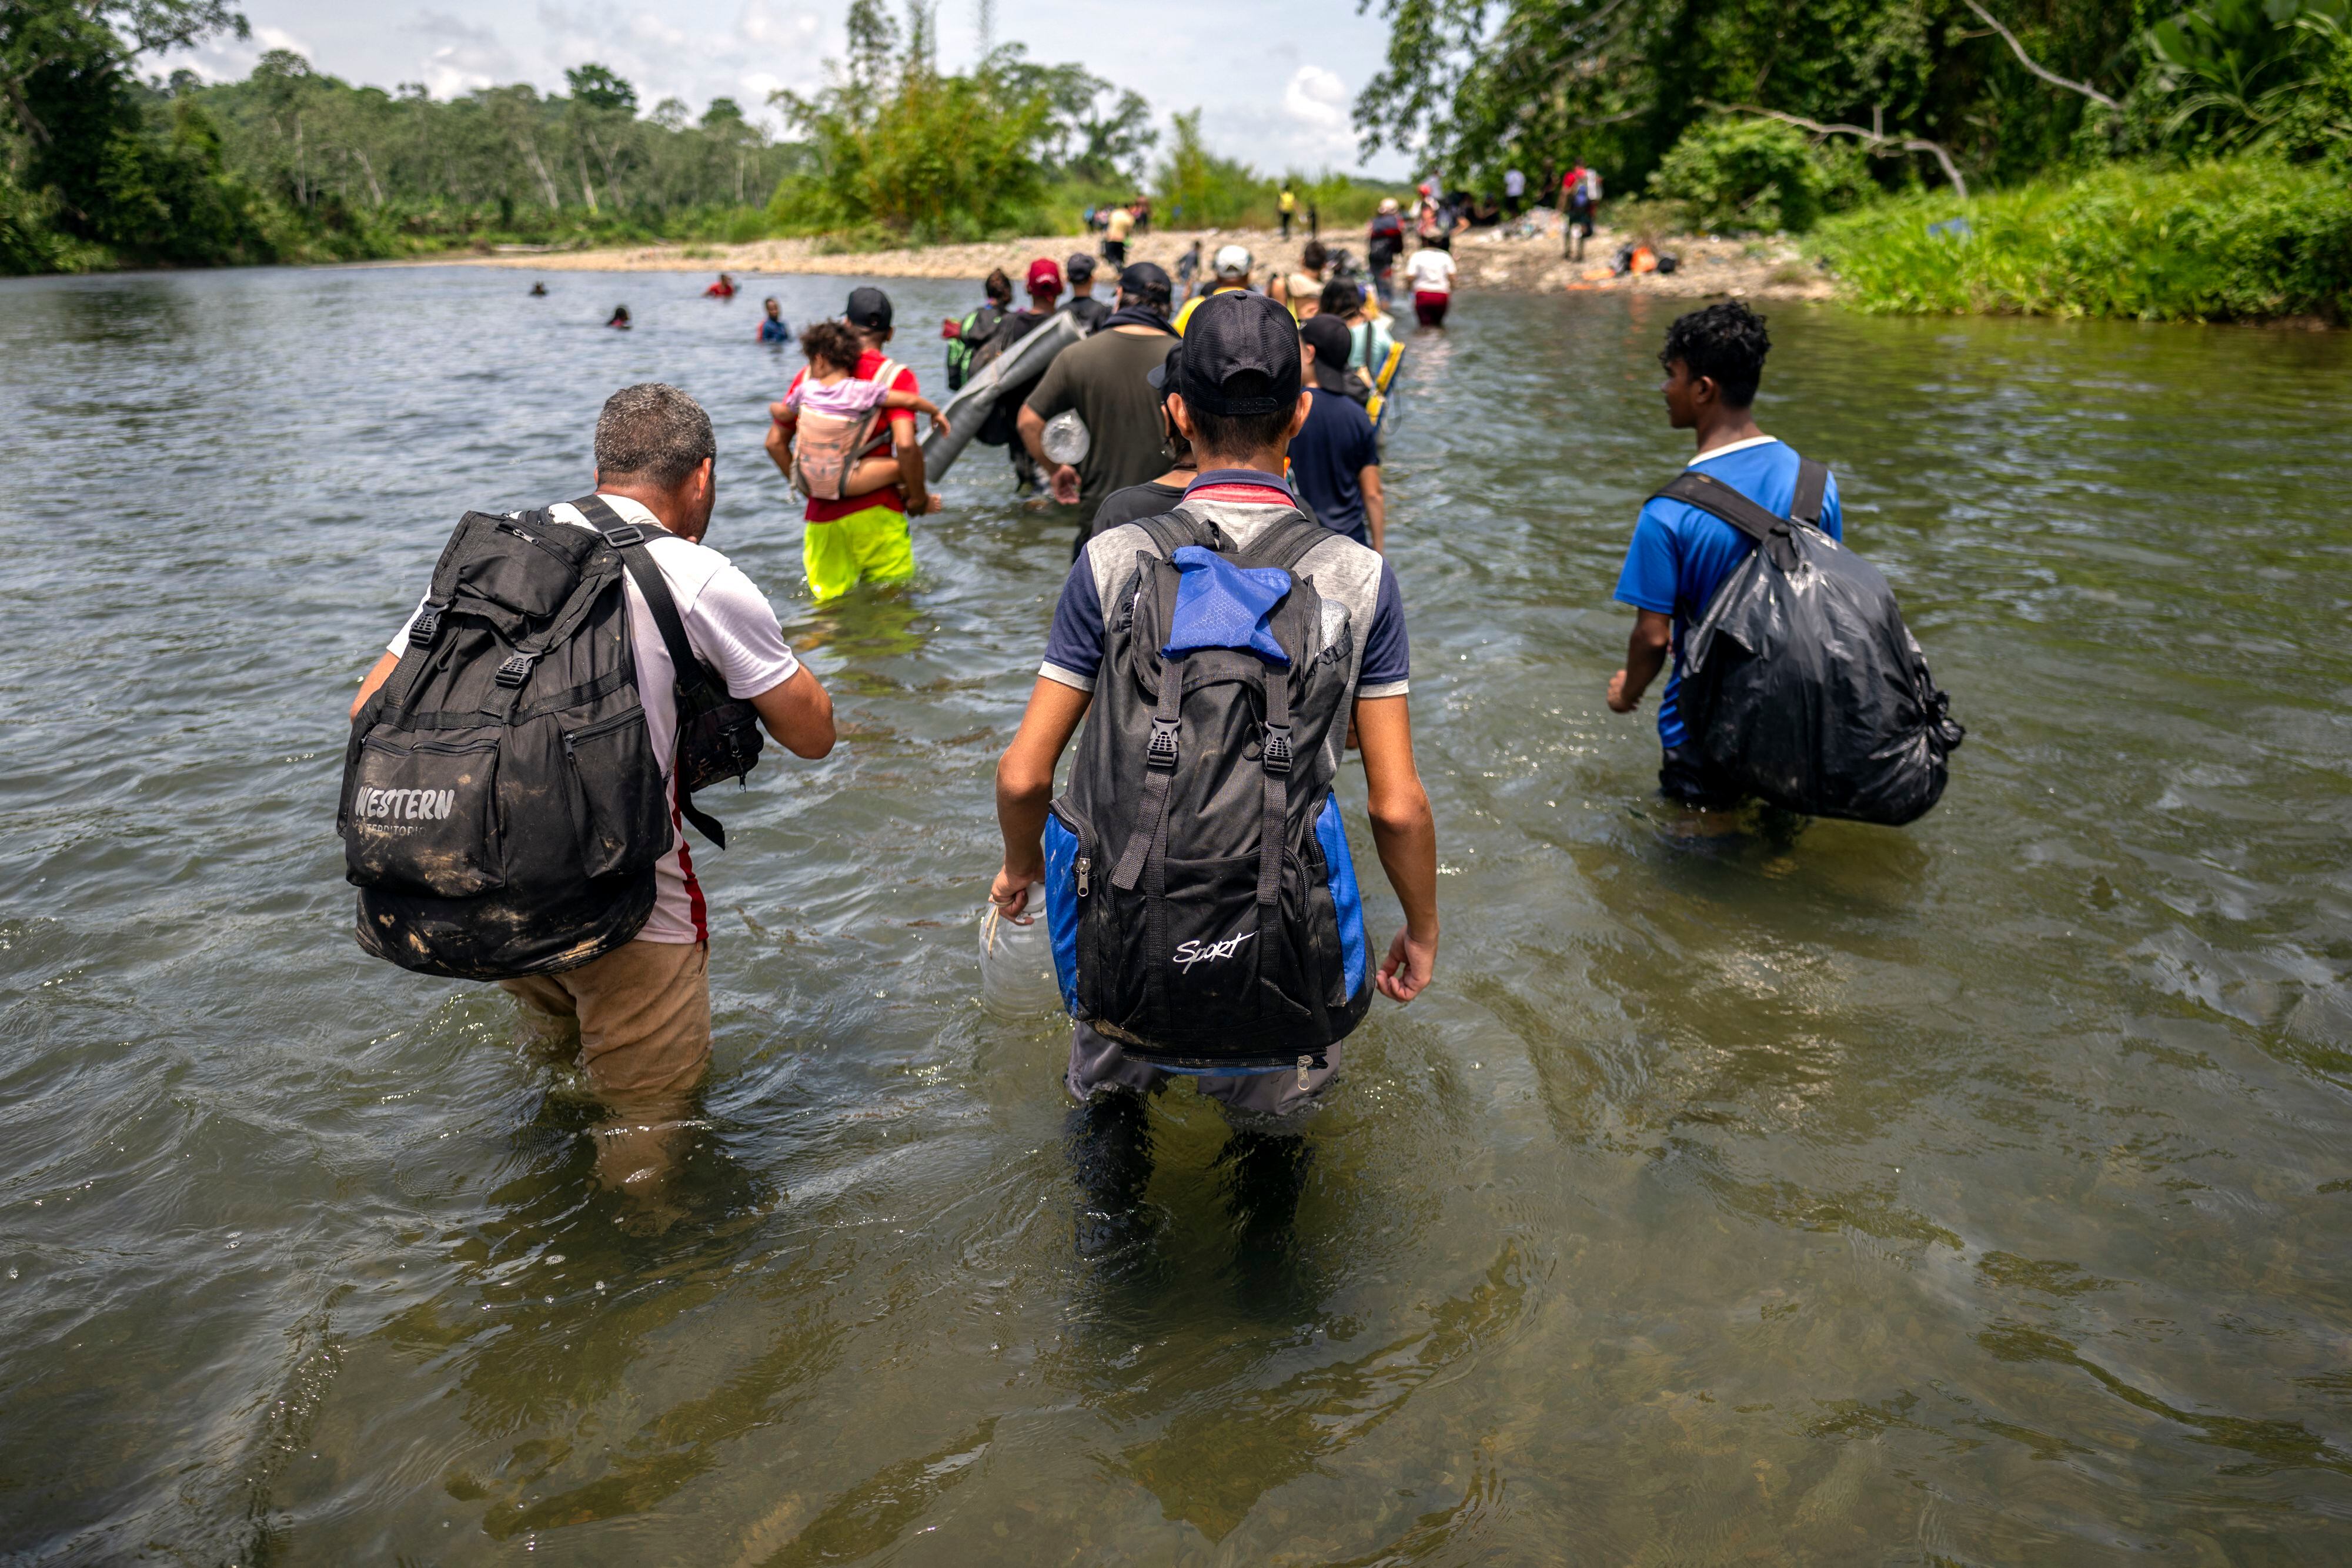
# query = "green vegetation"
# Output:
<box><xmin>1357</xmin><ymin>0</ymin><xmax>2352</xmax><ymax>319</ymax></box>
<box><xmin>1814</xmin><ymin>158</ymin><xmax>2352</xmax><ymax>320</ymax></box>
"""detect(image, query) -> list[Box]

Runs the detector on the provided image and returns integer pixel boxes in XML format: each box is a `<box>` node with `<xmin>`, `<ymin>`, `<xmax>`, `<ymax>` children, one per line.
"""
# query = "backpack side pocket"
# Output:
<box><xmin>563</xmin><ymin>707</ymin><xmax>669</xmax><ymax>879</ymax></box>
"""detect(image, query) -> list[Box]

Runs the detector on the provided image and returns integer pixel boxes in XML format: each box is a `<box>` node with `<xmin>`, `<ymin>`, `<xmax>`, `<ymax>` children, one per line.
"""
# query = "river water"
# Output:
<box><xmin>2</xmin><ymin>264</ymin><xmax>2348</xmax><ymax>1564</ymax></box>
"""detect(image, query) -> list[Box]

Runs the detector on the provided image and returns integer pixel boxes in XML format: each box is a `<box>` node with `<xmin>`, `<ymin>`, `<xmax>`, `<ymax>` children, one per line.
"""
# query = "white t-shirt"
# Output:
<box><xmin>390</xmin><ymin>493</ymin><xmax>800</xmax><ymax>944</ymax></box>
<box><xmin>1404</xmin><ymin>248</ymin><xmax>1456</xmax><ymax>295</ymax></box>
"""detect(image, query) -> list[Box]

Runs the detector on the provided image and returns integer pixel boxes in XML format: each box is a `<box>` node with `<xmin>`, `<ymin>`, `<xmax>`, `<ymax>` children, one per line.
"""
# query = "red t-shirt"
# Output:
<box><xmin>783</xmin><ymin>350</ymin><xmax>918</xmax><ymax>522</ymax></box>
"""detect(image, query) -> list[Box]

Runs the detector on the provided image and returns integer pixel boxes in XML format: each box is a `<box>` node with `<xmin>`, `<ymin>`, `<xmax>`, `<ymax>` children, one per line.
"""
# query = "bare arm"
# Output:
<box><xmin>989</xmin><ymin>677</ymin><xmax>1093</xmax><ymax>921</ymax></box>
<box><xmin>1354</xmin><ymin>694</ymin><xmax>1438</xmax><ymax>1002</ymax></box>
<box><xmin>351</xmin><ymin>650</ymin><xmax>400</xmax><ymax>719</ymax></box>
<box><xmin>751</xmin><ymin>663</ymin><xmax>836</xmax><ymax>758</ymax></box>
<box><xmin>1359</xmin><ymin>464</ymin><xmax>1385</xmax><ymax>554</ymax></box>
<box><xmin>889</xmin><ymin>410</ymin><xmax>929</xmax><ymax>513</ymax></box>
<box><xmin>1607</xmin><ymin>610</ymin><xmax>1673</xmax><ymax>713</ymax></box>
<box><xmin>763</xmin><ymin>409</ymin><xmax>797</xmax><ymax>480</ymax></box>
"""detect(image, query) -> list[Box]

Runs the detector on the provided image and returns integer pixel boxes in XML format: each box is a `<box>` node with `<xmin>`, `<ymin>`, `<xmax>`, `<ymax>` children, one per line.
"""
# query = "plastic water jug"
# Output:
<box><xmin>978</xmin><ymin>884</ymin><xmax>1062</xmax><ymax>1018</ymax></box>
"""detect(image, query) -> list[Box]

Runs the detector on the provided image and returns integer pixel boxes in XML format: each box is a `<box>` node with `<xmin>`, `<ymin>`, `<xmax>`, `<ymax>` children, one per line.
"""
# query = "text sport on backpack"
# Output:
<box><xmin>338</xmin><ymin>498</ymin><xmax>762</xmax><ymax>978</ymax></box>
<box><xmin>1652</xmin><ymin>461</ymin><xmax>1963</xmax><ymax>824</ymax></box>
<box><xmin>1042</xmin><ymin>510</ymin><xmax>1373</xmax><ymax>1069</ymax></box>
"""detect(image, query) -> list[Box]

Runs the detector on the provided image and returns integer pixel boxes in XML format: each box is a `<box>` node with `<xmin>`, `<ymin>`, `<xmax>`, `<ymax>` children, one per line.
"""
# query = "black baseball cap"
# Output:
<box><xmin>1066</xmin><ymin>252</ymin><xmax>1096</xmax><ymax>282</ymax></box>
<box><xmin>1176</xmin><ymin>290</ymin><xmax>1300</xmax><ymax>416</ymax></box>
<box><xmin>1145</xmin><ymin>342</ymin><xmax>1183</xmax><ymax>403</ymax></box>
<box><xmin>844</xmin><ymin>286</ymin><xmax>893</xmax><ymax>331</ymax></box>
<box><xmin>1299</xmin><ymin>313</ymin><xmax>1354</xmax><ymax>394</ymax></box>
<box><xmin>1118</xmin><ymin>260</ymin><xmax>1172</xmax><ymax>305</ymax></box>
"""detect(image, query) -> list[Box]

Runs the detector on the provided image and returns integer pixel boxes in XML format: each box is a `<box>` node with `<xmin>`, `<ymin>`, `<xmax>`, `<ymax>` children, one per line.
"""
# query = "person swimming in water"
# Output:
<box><xmin>529</xmin><ymin>281</ymin><xmax>547</xmax><ymax>297</ymax></box>
<box><xmin>607</xmin><ymin>306</ymin><xmax>632</xmax><ymax>330</ymax></box>
<box><xmin>757</xmin><ymin>297</ymin><xmax>790</xmax><ymax>343</ymax></box>
<box><xmin>706</xmin><ymin>273</ymin><xmax>737</xmax><ymax>299</ymax></box>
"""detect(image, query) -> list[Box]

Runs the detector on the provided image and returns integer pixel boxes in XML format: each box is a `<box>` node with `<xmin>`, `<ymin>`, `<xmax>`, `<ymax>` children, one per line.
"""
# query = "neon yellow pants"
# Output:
<box><xmin>803</xmin><ymin>505</ymin><xmax>916</xmax><ymax>600</ymax></box>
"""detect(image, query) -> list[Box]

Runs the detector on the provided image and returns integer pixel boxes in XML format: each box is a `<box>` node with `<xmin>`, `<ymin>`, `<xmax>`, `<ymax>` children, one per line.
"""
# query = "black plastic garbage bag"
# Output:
<box><xmin>1658</xmin><ymin>462</ymin><xmax>1963</xmax><ymax>825</ymax></box>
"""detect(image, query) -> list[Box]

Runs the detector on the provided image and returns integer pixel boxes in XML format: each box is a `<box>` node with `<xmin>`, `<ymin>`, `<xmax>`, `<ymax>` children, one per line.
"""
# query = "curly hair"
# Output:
<box><xmin>1659</xmin><ymin>300</ymin><xmax>1770</xmax><ymax>407</ymax></box>
<box><xmin>983</xmin><ymin>268</ymin><xmax>1014</xmax><ymax>306</ymax></box>
<box><xmin>799</xmin><ymin>319</ymin><xmax>863</xmax><ymax>374</ymax></box>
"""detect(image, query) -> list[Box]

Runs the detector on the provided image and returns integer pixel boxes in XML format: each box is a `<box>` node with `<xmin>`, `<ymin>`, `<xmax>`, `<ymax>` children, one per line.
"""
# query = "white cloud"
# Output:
<box><xmin>413</xmin><ymin>11</ymin><xmax>519</xmax><ymax>97</ymax></box>
<box><xmin>1281</xmin><ymin>64</ymin><xmax>1358</xmax><ymax>165</ymax></box>
<box><xmin>156</xmin><ymin>23</ymin><xmax>312</xmax><ymax>82</ymax></box>
<box><xmin>526</xmin><ymin>0</ymin><xmax>823</xmax><ymax>128</ymax></box>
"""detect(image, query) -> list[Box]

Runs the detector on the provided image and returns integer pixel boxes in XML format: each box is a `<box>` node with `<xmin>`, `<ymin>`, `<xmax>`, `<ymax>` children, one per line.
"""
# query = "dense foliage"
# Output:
<box><xmin>1812</xmin><ymin>156</ymin><xmax>2352</xmax><ymax>320</ymax></box>
<box><xmin>767</xmin><ymin>0</ymin><xmax>1152</xmax><ymax>242</ymax></box>
<box><xmin>1352</xmin><ymin>0</ymin><xmax>2350</xmax><ymax>195</ymax></box>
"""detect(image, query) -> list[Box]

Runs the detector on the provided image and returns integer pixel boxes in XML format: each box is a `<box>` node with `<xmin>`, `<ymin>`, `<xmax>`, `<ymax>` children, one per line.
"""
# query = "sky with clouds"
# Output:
<box><xmin>161</xmin><ymin>0</ymin><xmax>1416</xmax><ymax>178</ymax></box>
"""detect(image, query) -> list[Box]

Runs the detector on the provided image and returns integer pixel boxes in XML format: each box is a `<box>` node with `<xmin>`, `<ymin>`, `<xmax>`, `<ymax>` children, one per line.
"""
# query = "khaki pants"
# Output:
<box><xmin>502</xmin><ymin>938</ymin><xmax>710</xmax><ymax>1193</ymax></box>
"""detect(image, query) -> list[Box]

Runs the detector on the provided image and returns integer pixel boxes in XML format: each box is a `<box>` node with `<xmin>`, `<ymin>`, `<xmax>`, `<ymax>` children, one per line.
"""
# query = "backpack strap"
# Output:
<box><xmin>1649</xmin><ymin>469</ymin><xmax>1802</xmax><ymax>572</ymax></box>
<box><xmin>1255</xmin><ymin>632</ymin><xmax>1293</xmax><ymax>908</ymax></box>
<box><xmin>1232</xmin><ymin>509</ymin><xmax>1332</xmax><ymax>573</ymax></box>
<box><xmin>1789</xmin><ymin>459</ymin><xmax>1829</xmax><ymax>527</ymax></box>
<box><xmin>1109</xmin><ymin>653</ymin><xmax>1185</xmax><ymax>895</ymax></box>
<box><xmin>570</xmin><ymin>494</ymin><xmax>732</xmax><ymax>849</ymax></box>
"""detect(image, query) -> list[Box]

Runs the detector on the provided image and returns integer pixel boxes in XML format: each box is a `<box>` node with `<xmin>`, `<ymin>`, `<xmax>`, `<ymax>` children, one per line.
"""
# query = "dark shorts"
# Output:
<box><xmin>1569</xmin><ymin>203</ymin><xmax>1595</xmax><ymax>237</ymax></box>
<box><xmin>1659</xmin><ymin>744</ymin><xmax>1743</xmax><ymax>809</ymax></box>
<box><xmin>1102</xmin><ymin>240</ymin><xmax>1127</xmax><ymax>269</ymax></box>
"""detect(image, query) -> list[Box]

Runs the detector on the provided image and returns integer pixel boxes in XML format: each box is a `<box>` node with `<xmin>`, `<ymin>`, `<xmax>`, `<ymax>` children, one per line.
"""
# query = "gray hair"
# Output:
<box><xmin>594</xmin><ymin>383</ymin><xmax>716</xmax><ymax>489</ymax></box>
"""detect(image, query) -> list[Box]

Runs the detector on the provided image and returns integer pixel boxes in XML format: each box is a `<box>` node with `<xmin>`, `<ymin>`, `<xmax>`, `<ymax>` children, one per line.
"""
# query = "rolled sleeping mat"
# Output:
<box><xmin>920</xmin><ymin>310</ymin><xmax>1090</xmax><ymax>482</ymax></box>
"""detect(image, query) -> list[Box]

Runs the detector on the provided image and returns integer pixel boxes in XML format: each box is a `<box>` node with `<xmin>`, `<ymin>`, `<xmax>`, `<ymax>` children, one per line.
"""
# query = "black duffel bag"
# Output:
<box><xmin>1654</xmin><ymin>461</ymin><xmax>1963</xmax><ymax>825</ymax></box>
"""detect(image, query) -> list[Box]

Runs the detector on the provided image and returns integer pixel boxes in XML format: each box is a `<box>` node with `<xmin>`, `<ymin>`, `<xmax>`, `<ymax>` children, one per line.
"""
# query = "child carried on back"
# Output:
<box><xmin>773</xmin><ymin>320</ymin><xmax>946</xmax><ymax>506</ymax></box>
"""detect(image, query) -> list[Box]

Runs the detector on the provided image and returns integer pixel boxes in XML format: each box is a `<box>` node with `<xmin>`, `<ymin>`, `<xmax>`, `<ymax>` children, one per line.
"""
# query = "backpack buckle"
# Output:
<box><xmin>1261</xmin><ymin>723</ymin><xmax>1294</xmax><ymax>775</ymax></box>
<box><xmin>602</xmin><ymin>524</ymin><xmax>647</xmax><ymax>547</ymax></box>
<box><xmin>495</xmin><ymin>653</ymin><xmax>535</xmax><ymax>687</ymax></box>
<box><xmin>408</xmin><ymin>608</ymin><xmax>440</xmax><ymax>646</ymax></box>
<box><xmin>1146</xmin><ymin>717</ymin><xmax>1180</xmax><ymax>768</ymax></box>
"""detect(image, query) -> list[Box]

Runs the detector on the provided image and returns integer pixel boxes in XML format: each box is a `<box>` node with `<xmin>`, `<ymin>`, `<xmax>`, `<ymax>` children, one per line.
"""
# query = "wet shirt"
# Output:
<box><xmin>1287</xmin><ymin>389</ymin><xmax>1379</xmax><ymax>544</ymax></box>
<box><xmin>758</xmin><ymin>315</ymin><xmax>791</xmax><ymax>342</ymax></box>
<box><xmin>1613</xmin><ymin>436</ymin><xmax>1844</xmax><ymax>750</ymax></box>
<box><xmin>785</xmin><ymin>350</ymin><xmax>917</xmax><ymax>521</ymax></box>
<box><xmin>1041</xmin><ymin>469</ymin><xmax>1410</xmax><ymax>709</ymax></box>
<box><xmin>390</xmin><ymin>493</ymin><xmax>800</xmax><ymax>943</ymax></box>
<box><xmin>1023</xmin><ymin>327</ymin><xmax>1174</xmax><ymax>521</ymax></box>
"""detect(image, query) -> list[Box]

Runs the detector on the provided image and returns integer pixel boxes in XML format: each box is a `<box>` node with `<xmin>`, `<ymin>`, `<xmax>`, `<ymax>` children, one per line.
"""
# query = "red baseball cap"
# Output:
<box><xmin>1026</xmin><ymin>257</ymin><xmax>1063</xmax><ymax>295</ymax></box>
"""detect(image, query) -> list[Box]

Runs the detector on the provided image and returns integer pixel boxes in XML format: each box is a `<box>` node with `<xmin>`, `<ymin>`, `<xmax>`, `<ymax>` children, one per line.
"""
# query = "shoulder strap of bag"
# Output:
<box><xmin>1649</xmin><ymin>469</ymin><xmax>1801</xmax><ymax>571</ymax></box>
<box><xmin>570</xmin><ymin>495</ymin><xmax>714</xmax><ymax>699</ymax></box>
<box><xmin>1789</xmin><ymin>459</ymin><xmax>1829</xmax><ymax>527</ymax></box>
<box><xmin>570</xmin><ymin>494</ymin><xmax>733</xmax><ymax>849</ymax></box>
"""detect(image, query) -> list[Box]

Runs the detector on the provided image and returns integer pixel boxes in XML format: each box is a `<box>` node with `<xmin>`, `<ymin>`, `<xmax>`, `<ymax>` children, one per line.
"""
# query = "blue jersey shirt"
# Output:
<box><xmin>1612</xmin><ymin>436</ymin><xmax>1842</xmax><ymax>750</ymax></box>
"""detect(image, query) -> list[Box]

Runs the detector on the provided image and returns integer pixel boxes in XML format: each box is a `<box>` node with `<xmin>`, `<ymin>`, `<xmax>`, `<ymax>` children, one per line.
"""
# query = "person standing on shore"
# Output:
<box><xmin>1504</xmin><ymin>166</ymin><xmax>1526</xmax><ymax>218</ymax></box>
<box><xmin>1606</xmin><ymin>301</ymin><xmax>1843</xmax><ymax>808</ymax></box>
<box><xmin>1279</xmin><ymin>182</ymin><xmax>1298</xmax><ymax>240</ymax></box>
<box><xmin>1175</xmin><ymin>239</ymin><xmax>1204</xmax><ymax>300</ymax></box>
<box><xmin>1562</xmin><ymin>161</ymin><xmax>1599</xmax><ymax>260</ymax></box>
<box><xmin>1018</xmin><ymin>262</ymin><xmax>1180</xmax><ymax>544</ymax></box>
<box><xmin>1102</xmin><ymin>200</ymin><xmax>1135</xmax><ymax>270</ymax></box>
<box><xmin>1403</xmin><ymin>235</ymin><xmax>1456</xmax><ymax>328</ymax></box>
<box><xmin>766</xmin><ymin>286</ymin><xmax>936</xmax><ymax>600</ymax></box>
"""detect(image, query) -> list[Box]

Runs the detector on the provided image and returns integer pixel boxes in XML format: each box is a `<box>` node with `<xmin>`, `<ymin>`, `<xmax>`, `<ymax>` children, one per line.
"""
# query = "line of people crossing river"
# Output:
<box><xmin>342</xmin><ymin>268</ymin><xmax>1957</xmax><ymax>1223</ymax></box>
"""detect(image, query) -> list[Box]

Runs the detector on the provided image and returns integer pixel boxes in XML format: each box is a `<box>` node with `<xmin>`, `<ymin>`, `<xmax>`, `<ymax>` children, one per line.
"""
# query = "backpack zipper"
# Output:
<box><xmin>1075</xmin><ymin>855</ymin><xmax>1091</xmax><ymax>896</ymax></box>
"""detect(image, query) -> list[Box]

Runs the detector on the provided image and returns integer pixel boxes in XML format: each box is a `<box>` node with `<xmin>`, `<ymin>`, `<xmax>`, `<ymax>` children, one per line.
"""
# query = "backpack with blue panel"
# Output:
<box><xmin>1044</xmin><ymin>510</ymin><xmax>1372</xmax><ymax>1071</ymax></box>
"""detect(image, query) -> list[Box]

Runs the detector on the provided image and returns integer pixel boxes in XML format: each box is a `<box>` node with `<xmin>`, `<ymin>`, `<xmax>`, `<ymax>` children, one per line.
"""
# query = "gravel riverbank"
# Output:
<box><xmin>427</xmin><ymin>219</ymin><xmax>1837</xmax><ymax>305</ymax></box>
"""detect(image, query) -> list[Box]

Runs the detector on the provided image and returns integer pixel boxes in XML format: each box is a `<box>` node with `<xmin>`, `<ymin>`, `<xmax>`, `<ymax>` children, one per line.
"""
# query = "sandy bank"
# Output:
<box><xmin>427</xmin><ymin>220</ymin><xmax>1836</xmax><ymax>305</ymax></box>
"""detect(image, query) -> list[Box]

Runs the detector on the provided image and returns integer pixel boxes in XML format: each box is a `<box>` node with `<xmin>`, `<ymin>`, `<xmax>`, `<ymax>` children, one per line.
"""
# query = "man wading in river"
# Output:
<box><xmin>349</xmin><ymin>385</ymin><xmax>836</xmax><ymax>1200</ymax></box>
<box><xmin>1607</xmin><ymin>302</ymin><xmax>1842</xmax><ymax>808</ymax></box>
<box><xmin>990</xmin><ymin>290</ymin><xmax>1438</xmax><ymax>1252</ymax></box>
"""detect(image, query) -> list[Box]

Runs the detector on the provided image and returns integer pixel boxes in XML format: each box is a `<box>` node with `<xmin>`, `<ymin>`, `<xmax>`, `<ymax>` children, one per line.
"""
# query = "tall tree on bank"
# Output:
<box><xmin>1349</xmin><ymin>0</ymin><xmax>2168</xmax><ymax>196</ymax></box>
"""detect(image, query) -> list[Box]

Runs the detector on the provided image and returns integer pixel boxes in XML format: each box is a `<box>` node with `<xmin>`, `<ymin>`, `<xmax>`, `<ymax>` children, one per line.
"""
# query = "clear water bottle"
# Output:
<box><xmin>978</xmin><ymin>884</ymin><xmax>1063</xmax><ymax>1018</ymax></box>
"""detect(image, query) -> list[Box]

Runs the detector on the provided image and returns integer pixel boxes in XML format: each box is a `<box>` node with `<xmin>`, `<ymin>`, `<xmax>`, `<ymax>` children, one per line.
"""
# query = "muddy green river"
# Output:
<box><xmin>2</xmin><ymin>265</ymin><xmax>2349</xmax><ymax>1564</ymax></box>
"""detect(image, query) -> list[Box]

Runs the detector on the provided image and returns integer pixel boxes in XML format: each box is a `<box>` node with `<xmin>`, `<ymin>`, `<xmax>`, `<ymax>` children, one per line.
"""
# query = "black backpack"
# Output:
<box><xmin>338</xmin><ymin>498</ymin><xmax>761</xmax><ymax>979</ymax></box>
<box><xmin>1654</xmin><ymin>462</ymin><xmax>1963</xmax><ymax>825</ymax></box>
<box><xmin>1042</xmin><ymin>509</ymin><xmax>1373</xmax><ymax>1069</ymax></box>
